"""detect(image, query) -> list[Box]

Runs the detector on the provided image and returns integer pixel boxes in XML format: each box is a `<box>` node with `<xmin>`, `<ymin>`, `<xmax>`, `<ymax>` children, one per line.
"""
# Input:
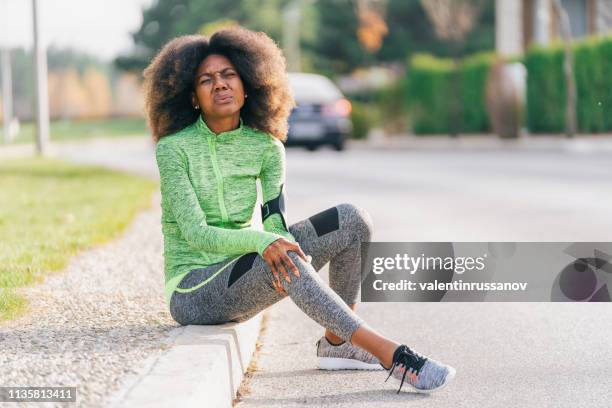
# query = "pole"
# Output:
<box><xmin>533</xmin><ymin>0</ymin><xmax>551</xmax><ymax>46</ymax></box>
<box><xmin>1</xmin><ymin>48</ymin><xmax>12</xmax><ymax>144</ymax></box>
<box><xmin>282</xmin><ymin>0</ymin><xmax>302</xmax><ymax>72</ymax></box>
<box><xmin>552</xmin><ymin>0</ymin><xmax>577</xmax><ymax>138</ymax></box>
<box><xmin>32</xmin><ymin>0</ymin><xmax>50</xmax><ymax>155</ymax></box>
<box><xmin>1</xmin><ymin>0</ymin><xmax>14</xmax><ymax>144</ymax></box>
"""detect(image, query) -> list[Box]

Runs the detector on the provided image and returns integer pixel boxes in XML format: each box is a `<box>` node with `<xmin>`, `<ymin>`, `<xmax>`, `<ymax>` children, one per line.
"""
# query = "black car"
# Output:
<box><xmin>286</xmin><ymin>73</ymin><xmax>353</xmax><ymax>151</ymax></box>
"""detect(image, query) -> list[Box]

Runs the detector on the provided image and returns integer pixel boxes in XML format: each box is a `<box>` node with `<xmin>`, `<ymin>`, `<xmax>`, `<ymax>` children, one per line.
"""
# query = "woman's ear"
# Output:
<box><xmin>191</xmin><ymin>92</ymin><xmax>198</xmax><ymax>109</ymax></box>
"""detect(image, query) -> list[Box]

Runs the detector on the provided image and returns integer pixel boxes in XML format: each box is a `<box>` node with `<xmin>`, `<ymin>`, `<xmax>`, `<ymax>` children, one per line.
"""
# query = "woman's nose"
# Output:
<box><xmin>212</xmin><ymin>74</ymin><xmax>228</xmax><ymax>88</ymax></box>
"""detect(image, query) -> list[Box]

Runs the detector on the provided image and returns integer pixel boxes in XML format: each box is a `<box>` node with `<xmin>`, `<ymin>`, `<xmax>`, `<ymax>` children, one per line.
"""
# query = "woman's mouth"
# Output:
<box><xmin>215</xmin><ymin>94</ymin><xmax>233</xmax><ymax>104</ymax></box>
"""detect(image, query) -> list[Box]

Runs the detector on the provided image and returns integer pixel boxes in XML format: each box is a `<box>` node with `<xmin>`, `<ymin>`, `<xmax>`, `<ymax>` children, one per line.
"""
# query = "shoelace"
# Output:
<box><xmin>384</xmin><ymin>345</ymin><xmax>427</xmax><ymax>393</ymax></box>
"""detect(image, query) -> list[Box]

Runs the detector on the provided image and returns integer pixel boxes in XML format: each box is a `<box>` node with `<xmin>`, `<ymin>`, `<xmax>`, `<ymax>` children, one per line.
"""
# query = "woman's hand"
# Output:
<box><xmin>262</xmin><ymin>239</ymin><xmax>310</xmax><ymax>295</ymax></box>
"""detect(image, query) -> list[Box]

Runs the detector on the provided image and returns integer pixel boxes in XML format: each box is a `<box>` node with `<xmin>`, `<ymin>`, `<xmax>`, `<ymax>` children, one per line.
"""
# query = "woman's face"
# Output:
<box><xmin>192</xmin><ymin>54</ymin><xmax>245</xmax><ymax>120</ymax></box>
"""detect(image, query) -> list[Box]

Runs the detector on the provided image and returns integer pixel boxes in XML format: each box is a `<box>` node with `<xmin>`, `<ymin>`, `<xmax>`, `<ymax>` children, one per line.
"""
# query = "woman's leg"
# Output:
<box><xmin>169</xmin><ymin>207</ymin><xmax>455</xmax><ymax>392</ymax></box>
<box><xmin>170</xmin><ymin>249</ymin><xmax>365</xmax><ymax>340</ymax></box>
<box><xmin>285</xmin><ymin>204</ymin><xmax>455</xmax><ymax>391</ymax></box>
<box><xmin>169</xmin><ymin>203</ymin><xmax>370</xmax><ymax>335</ymax></box>
<box><xmin>287</xmin><ymin>202</ymin><xmax>373</xmax><ymax>344</ymax></box>
<box><xmin>170</xmin><ymin>202</ymin><xmax>398</xmax><ymax>362</ymax></box>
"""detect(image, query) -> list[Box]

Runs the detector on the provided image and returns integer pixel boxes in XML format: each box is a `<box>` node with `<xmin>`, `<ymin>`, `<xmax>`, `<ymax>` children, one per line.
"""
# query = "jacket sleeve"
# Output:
<box><xmin>156</xmin><ymin>141</ymin><xmax>284</xmax><ymax>257</ymax></box>
<box><xmin>259</xmin><ymin>138</ymin><xmax>297</xmax><ymax>243</ymax></box>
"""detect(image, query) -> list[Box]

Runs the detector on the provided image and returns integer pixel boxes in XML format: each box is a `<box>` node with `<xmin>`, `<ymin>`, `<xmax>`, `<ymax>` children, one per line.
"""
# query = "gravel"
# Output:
<box><xmin>0</xmin><ymin>191</ymin><xmax>179</xmax><ymax>407</ymax></box>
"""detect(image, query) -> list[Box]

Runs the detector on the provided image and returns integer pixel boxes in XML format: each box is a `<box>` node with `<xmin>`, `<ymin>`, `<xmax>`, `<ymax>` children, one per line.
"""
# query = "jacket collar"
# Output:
<box><xmin>195</xmin><ymin>115</ymin><xmax>244</xmax><ymax>138</ymax></box>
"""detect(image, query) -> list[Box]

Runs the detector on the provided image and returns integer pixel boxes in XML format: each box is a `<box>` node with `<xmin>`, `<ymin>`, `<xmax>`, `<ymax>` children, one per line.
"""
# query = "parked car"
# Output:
<box><xmin>286</xmin><ymin>72</ymin><xmax>353</xmax><ymax>151</ymax></box>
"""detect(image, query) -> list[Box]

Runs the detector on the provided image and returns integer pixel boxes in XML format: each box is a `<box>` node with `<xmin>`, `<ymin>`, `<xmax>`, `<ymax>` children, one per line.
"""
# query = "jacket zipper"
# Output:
<box><xmin>207</xmin><ymin>136</ymin><xmax>230</xmax><ymax>224</ymax></box>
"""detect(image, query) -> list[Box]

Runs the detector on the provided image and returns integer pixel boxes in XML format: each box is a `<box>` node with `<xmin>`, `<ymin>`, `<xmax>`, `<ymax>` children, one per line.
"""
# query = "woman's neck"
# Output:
<box><xmin>202</xmin><ymin>114</ymin><xmax>240</xmax><ymax>135</ymax></box>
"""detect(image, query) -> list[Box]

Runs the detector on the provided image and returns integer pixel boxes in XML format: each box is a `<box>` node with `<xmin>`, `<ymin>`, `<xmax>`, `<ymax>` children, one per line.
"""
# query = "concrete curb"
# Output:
<box><xmin>110</xmin><ymin>312</ymin><xmax>264</xmax><ymax>408</ymax></box>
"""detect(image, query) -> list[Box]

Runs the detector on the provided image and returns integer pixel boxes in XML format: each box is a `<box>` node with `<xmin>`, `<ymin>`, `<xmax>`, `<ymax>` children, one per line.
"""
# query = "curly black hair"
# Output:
<box><xmin>143</xmin><ymin>26</ymin><xmax>296</xmax><ymax>143</ymax></box>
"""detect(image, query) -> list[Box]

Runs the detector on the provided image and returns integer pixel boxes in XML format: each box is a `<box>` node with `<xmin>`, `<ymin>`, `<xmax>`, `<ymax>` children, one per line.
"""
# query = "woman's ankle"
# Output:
<box><xmin>349</xmin><ymin>324</ymin><xmax>399</xmax><ymax>368</ymax></box>
<box><xmin>324</xmin><ymin>332</ymin><xmax>346</xmax><ymax>346</ymax></box>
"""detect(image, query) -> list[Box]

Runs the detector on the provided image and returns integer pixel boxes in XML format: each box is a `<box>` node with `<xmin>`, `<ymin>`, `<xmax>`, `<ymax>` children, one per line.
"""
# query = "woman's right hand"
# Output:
<box><xmin>262</xmin><ymin>238</ymin><xmax>310</xmax><ymax>295</ymax></box>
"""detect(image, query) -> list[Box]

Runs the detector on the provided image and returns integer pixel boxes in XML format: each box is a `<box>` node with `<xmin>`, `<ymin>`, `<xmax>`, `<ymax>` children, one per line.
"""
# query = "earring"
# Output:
<box><xmin>194</xmin><ymin>105</ymin><xmax>200</xmax><ymax>110</ymax></box>
<box><xmin>244</xmin><ymin>94</ymin><xmax>248</xmax><ymax>98</ymax></box>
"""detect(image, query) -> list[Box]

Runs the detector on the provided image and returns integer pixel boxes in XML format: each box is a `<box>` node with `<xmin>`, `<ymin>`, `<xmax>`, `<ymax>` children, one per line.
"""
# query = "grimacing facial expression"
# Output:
<box><xmin>192</xmin><ymin>54</ymin><xmax>245</xmax><ymax>119</ymax></box>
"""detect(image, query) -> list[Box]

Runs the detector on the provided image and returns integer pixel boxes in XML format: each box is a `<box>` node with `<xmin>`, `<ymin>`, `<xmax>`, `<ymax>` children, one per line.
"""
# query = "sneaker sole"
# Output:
<box><xmin>318</xmin><ymin>356</ymin><xmax>385</xmax><ymax>371</ymax></box>
<box><xmin>410</xmin><ymin>365</ymin><xmax>456</xmax><ymax>394</ymax></box>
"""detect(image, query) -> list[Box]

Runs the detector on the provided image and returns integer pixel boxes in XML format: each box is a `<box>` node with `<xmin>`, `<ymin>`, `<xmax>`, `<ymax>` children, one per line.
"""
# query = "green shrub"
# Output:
<box><xmin>575</xmin><ymin>38</ymin><xmax>606</xmax><ymax>132</ymax></box>
<box><xmin>525</xmin><ymin>35</ymin><xmax>612</xmax><ymax>133</ymax></box>
<box><xmin>405</xmin><ymin>34</ymin><xmax>612</xmax><ymax>135</ymax></box>
<box><xmin>350</xmin><ymin>101</ymin><xmax>375</xmax><ymax>139</ymax></box>
<box><xmin>373</xmin><ymin>78</ymin><xmax>409</xmax><ymax>133</ymax></box>
<box><xmin>460</xmin><ymin>53</ymin><xmax>494</xmax><ymax>133</ymax></box>
<box><xmin>524</xmin><ymin>44</ymin><xmax>566</xmax><ymax>133</ymax></box>
<box><xmin>600</xmin><ymin>37</ymin><xmax>612</xmax><ymax>130</ymax></box>
<box><xmin>406</xmin><ymin>54</ymin><xmax>455</xmax><ymax>134</ymax></box>
<box><xmin>406</xmin><ymin>53</ymin><xmax>494</xmax><ymax>134</ymax></box>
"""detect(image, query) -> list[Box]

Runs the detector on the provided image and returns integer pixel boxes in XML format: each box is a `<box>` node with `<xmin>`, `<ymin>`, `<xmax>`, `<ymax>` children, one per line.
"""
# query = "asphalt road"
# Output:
<box><xmin>236</xmin><ymin>145</ymin><xmax>612</xmax><ymax>408</ymax></box>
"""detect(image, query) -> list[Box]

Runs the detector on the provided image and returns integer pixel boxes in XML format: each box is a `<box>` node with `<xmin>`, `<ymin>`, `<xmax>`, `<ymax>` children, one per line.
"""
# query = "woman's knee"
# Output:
<box><xmin>336</xmin><ymin>202</ymin><xmax>373</xmax><ymax>242</ymax></box>
<box><xmin>283</xmin><ymin>251</ymin><xmax>320</xmax><ymax>284</ymax></box>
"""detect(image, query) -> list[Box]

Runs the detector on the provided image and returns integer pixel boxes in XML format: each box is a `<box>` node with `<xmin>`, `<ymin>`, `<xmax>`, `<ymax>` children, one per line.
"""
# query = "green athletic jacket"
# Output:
<box><xmin>155</xmin><ymin>115</ymin><xmax>296</xmax><ymax>306</ymax></box>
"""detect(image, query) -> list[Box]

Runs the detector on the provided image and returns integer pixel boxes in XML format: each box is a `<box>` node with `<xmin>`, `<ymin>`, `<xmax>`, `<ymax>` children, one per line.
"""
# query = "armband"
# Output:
<box><xmin>261</xmin><ymin>184</ymin><xmax>288</xmax><ymax>230</ymax></box>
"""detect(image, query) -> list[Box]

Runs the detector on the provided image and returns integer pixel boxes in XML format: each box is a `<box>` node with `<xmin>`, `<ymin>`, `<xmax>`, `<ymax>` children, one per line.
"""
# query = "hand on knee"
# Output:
<box><xmin>262</xmin><ymin>238</ymin><xmax>310</xmax><ymax>295</ymax></box>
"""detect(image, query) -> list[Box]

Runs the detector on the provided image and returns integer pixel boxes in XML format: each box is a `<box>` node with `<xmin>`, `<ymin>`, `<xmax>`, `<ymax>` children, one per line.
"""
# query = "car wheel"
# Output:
<box><xmin>306</xmin><ymin>144</ymin><xmax>319</xmax><ymax>151</ymax></box>
<box><xmin>332</xmin><ymin>141</ymin><xmax>345</xmax><ymax>151</ymax></box>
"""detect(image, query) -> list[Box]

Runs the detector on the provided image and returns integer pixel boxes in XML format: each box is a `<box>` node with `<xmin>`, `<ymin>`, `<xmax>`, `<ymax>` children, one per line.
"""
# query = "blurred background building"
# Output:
<box><xmin>497</xmin><ymin>0</ymin><xmax>612</xmax><ymax>56</ymax></box>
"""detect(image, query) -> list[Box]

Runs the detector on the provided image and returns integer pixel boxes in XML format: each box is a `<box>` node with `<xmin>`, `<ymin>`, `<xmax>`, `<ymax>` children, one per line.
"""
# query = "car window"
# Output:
<box><xmin>288</xmin><ymin>73</ymin><xmax>343</xmax><ymax>103</ymax></box>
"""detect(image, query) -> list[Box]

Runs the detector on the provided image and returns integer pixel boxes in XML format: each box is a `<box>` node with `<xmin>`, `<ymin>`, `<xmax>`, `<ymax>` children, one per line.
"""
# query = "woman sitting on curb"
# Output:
<box><xmin>144</xmin><ymin>26</ymin><xmax>456</xmax><ymax>394</ymax></box>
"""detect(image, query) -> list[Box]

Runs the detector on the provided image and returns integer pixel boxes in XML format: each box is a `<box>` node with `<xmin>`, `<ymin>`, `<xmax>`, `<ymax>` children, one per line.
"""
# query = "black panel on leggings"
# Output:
<box><xmin>308</xmin><ymin>207</ymin><xmax>339</xmax><ymax>237</ymax></box>
<box><xmin>228</xmin><ymin>252</ymin><xmax>258</xmax><ymax>288</ymax></box>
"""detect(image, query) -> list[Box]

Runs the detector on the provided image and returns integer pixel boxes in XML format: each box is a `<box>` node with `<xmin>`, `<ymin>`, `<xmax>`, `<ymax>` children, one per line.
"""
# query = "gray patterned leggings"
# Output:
<box><xmin>169</xmin><ymin>203</ymin><xmax>373</xmax><ymax>342</ymax></box>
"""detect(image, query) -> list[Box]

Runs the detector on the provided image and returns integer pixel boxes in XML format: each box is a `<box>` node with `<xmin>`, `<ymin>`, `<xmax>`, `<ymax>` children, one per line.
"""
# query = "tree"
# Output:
<box><xmin>354</xmin><ymin>0</ymin><xmax>389</xmax><ymax>53</ymax></box>
<box><xmin>376</xmin><ymin>0</ymin><xmax>493</xmax><ymax>64</ymax></box>
<box><xmin>419</xmin><ymin>0</ymin><xmax>487</xmax><ymax>44</ymax></box>
<box><xmin>116</xmin><ymin>0</ymin><xmax>495</xmax><ymax>77</ymax></box>
<box><xmin>306</xmin><ymin>0</ymin><xmax>373</xmax><ymax>74</ymax></box>
<box><xmin>114</xmin><ymin>0</ymin><xmax>293</xmax><ymax>73</ymax></box>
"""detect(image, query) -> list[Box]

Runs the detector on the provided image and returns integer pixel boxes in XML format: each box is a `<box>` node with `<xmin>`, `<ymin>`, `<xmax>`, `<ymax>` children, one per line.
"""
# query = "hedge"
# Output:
<box><xmin>460</xmin><ymin>53</ymin><xmax>494</xmax><ymax>133</ymax></box>
<box><xmin>524</xmin><ymin>44</ymin><xmax>566</xmax><ymax>132</ymax></box>
<box><xmin>406</xmin><ymin>35</ymin><xmax>612</xmax><ymax>134</ymax></box>
<box><xmin>406</xmin><ymin>53</ymin><xmax>494</xmax><ymax>134</ymax></box>
<box><xmin>526</xmin><ymin>36</ymin><xmax>612</xmax><ymax>133</ymax></box>
<box><xmin>406</xmin><ymin>54</ymin><xmax>455</xmax><ymax>134</ymax></box>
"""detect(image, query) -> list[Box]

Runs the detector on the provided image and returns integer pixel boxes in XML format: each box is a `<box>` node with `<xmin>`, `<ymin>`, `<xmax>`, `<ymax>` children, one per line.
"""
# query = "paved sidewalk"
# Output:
<box><xmin>2</xmin><ymin>132</ymin><xmax>612</xmax><ymax>165</ymax></box>
<box><xmin>349</xmin><ymin>131</ymin><xmax>612</xmax><ymax>154</ymax></box>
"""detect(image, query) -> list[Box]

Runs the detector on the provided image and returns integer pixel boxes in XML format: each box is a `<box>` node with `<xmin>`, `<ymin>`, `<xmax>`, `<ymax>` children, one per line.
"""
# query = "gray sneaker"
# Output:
<box><xmin>383</xmin><ymin>344</ymin><xmax>456</xmax><ymax>394</ymax></box>
<box><xmin>316</xmin><ymin>336</ymin><xmax>384</xmax><ymax>370</ymax></box>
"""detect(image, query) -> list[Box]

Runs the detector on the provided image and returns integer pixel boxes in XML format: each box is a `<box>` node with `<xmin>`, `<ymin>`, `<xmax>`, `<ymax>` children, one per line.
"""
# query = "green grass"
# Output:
<box><xmin>0</xmin><ymin>288</ymin><xmax>27</xmax><ymax>321</ymax></box>
<box><xmin>0</xmin><ymin>157</ymin><xmax>158</xmax><ymax>322</ymax></box>
<box><xmin>11</xmin><ymin>117</ymin><xmax>148</xmax><ymax>144</ymax></box>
